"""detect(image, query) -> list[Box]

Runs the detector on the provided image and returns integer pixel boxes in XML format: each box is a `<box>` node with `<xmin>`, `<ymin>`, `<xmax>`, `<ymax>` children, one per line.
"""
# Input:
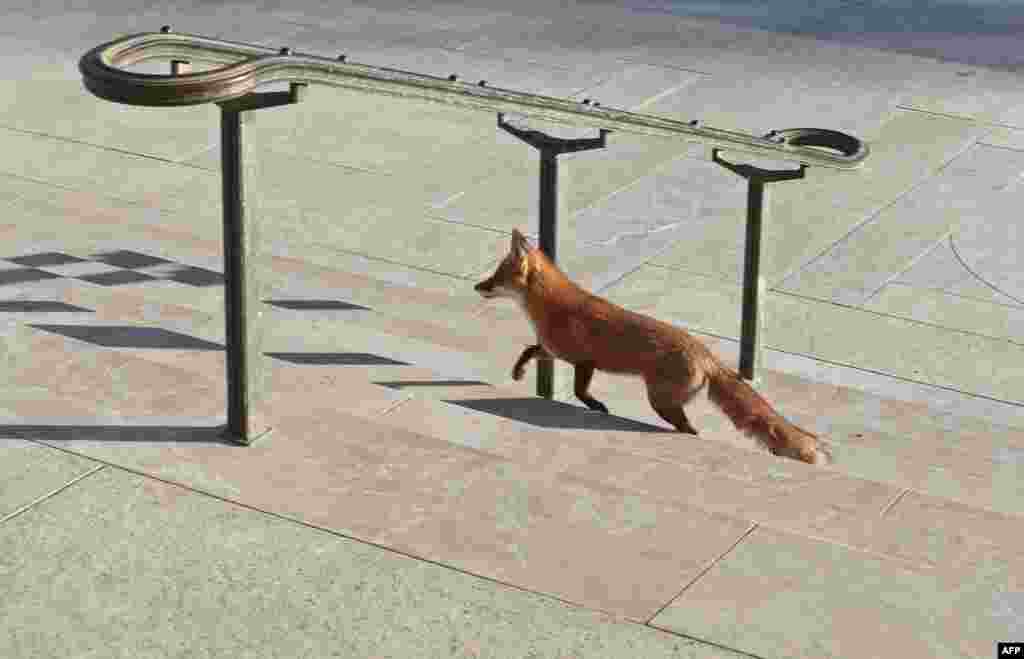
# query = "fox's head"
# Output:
<box><xmin>474</xmin><ymin>229</ymin><xmax>535</xmax><ymax>301</ymax></box>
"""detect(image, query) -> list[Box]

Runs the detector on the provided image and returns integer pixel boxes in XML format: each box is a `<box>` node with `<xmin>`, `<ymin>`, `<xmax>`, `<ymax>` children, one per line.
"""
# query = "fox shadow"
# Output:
<box><xmin>447</xmin><ymin>398</ymin><xmax>668</xmax><ymax>431</ymax></box>
<box><xmin>376</xmin><ymin>380</ymin><xmax>669</xmax><ymax>431</ymax></box>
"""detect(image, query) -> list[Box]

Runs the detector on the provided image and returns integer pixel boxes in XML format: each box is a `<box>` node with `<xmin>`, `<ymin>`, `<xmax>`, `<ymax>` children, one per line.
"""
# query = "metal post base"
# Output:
<box><xmin>498</xmin><ymin>113</ymin><xmax>608</xmax><ymax>399</ymax></box>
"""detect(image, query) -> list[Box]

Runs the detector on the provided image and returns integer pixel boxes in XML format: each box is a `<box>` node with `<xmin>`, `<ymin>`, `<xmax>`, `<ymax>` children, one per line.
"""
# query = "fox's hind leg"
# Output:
<box><xmin>644</xmin><ymin>354</ymin><xmax>705</xmax><ymax>435</ymax></box>
<box><xmin>574</xmin><ymin>362</ymin><xmax>609</xmax><ymax>413</ymax></box>
<box><xmin>646</xmin><ymin>384</ymin><xmax>699</xmax><ymax>434</ymax></box>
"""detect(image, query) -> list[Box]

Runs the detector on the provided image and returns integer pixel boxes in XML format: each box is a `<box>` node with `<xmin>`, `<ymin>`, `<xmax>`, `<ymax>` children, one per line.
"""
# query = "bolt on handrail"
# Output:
<box><xmin>79</xmin><ymin>28</ymin><xmax>868</xmax><ymax>169</ymax></box>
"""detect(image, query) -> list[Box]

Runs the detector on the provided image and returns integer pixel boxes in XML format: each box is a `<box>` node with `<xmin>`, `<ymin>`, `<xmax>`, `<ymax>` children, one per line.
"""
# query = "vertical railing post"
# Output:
<box><xmin>739</xmin><ymin>178</ymin><xmax>765</xmax><ymax>379</ymax></box>
<box><xmin>712</xmin><ymin>147</ymin><xmax>805</xmax><ymax>383</ymax></box>
<box><xmin>537</xmin><ymin>151</ymin><xmax>558</xmax><ymax>265</ymax></box>
<box><xmin>220</xmin><ymin>104</ymin><xmax>253</xmax><ymax>442</ymax></box>
<box><xmin>215</xmin><ymin>78</ymin><xmax>305</xmax><ymax>445</ymax></box>
<box><xmin>535</xmin><ymin>151</ymin><xmax>558</xmax><ymax>398</ymax></box>
<box><xmin>498</xmin><ymin>113</ymin><xmax>608</xmax><ymax>399</ymax></box>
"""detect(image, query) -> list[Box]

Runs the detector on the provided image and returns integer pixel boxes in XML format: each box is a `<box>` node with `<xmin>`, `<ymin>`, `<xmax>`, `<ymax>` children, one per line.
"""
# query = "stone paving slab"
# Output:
<box><xmin>552</xmin><ymin>150</ymin><xmax>742</xmax><ymax>293</ymax></box>
<box><xmin>779</xmin><ymin>143</ymin><xmax>1024</xmax><ymax>306</ymax></box>
<box><xmin>649</xmin><ymin>524</ymin><xmax>1018</xmax><ymax>659</ymax></box>
<box><xmin>260</xmin><ymin>307</ymin><xmax>522</xmax><ymax>385</ymax></box>
<box><xmin>886</xmin><ymin>235</ymin><xmax>1024</xmax><ymax>307</ymax></box>
<box><xmin>0</xmin><ymin>158</ymin><xmax>505</xmax><ymax>290</ymax></box>
<box><xmin>260</xmin><ymin>246</ymin><xmax>486</xmax><ymax>308</ymax></box>
<box><xmin>0</xmin><ymin>322</ymin><xmax>226</xmax><ymax>419</ymax></box>
<box><xmin>651</xmin><ymin>109</ymin><xmax>991</xmax><ymax>286</ymax></box>
<box><xmin>0</xmin><ymin>465</ymin><xmax>746</xmax><ymax>659</ymax></box>
<box><xmin>337</xmin><ymin>41</ymin><xmax>614</xmax><ymax>99</ymax></box>
<box><xmin>271</xmin><ymin>3</ymin><xmax>516</xmax><ymax>54</ymax></box>
<box><xmin>622</xmin><ymin>10</ymin><xmax>1024</xmax><ymax>129</ymax></box>
<box><xmin>433</xmin><ymin>133</ymin><xmax>704</xmax><ymax>233</ymax></box>
<box><xmin>0</xmin><ymin>187</ymin><xmax>486</xmax><ymax>308</ymax></box>
<box><xmin>981</xmin><ymin>125</ymin><xmax>1024</xmax><ymax>150</ymax></box>
<box><xmin>827</xmin><ymin>395</ymin><xmax>1024</xmax><ymax>454</ymax></box>
<box><xmin>130</xmin><ymin>3</ymin><xmax>310</xmax><ymax>50</ymax></box>
<box><xmin>952</xmin><ymin>205</ymin><xmax>1024</xmax><ymax>304</ymax></box>
<box><xmin>617</xmin><ymin>13</ymin><xmax>954</xmax><ymax>85</ymax></box>
<box><xmin>829</xmin><ymin>431</ymin><xmax>1024</xmax><ymax>516</ymax></box>
<box><xmin>0</xmin><ymin>437</ymin><xmax>101</xmax><ymax>520</ymax></box>
<box><xmin>372</xmin><ymin>395</ymin><xmax>898</xmax><ymax>521</ymax></box>
<box><xmin>0</xmin><ymin>65</ymin><xmax>218</xmax><ymax>162</ymax></box>
<box><xmin>825</xmin><ymin>488</ymin><xmax>1024</xmax><ymax>576</ymax></box>
<box><xmin>184</xmin><ymin>87</ymin><xmax>513</xmax><ymax>186</ymax></box>
<box><xmin>900</xmin><ymin>65</ymin><xmax>1024</xmax><ymax>123</ymax></box>
<box><xmin>23</xmin><ymin>400</ymin><xmax>755</xmax><ymax>622</ymax></box>
<box><xmin>449</xmin><ymin>15</ymin><xmax>644</xmax><ymax>74</ymax></box>
<box><xmin>864</xmin><ymin>281</ymin><xmax>1024</xmax><ymax>341</ymax></box>
<box><xmin>572</xmin><ymin>63</ymin><xmax>704</xmax><ymax>111</ymax></box>
<box><xmin>642</xmin><ymin>61</ymin><xmax>899</xmax><ymax>138</ymax></box>
<box><xmin>0</xmin><ymin>127</ymin><xmax>209</xmax><ymax>210</ymax></box>
<box><xmin>164</xmin><ymin>151</ymin><xmax>430</xmax><ymax>236</ymax></box>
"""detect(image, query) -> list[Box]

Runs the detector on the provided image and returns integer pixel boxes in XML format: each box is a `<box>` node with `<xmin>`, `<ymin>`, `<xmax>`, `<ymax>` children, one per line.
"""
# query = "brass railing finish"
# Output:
<box><xmin>80</xmin><ymin>28</ymin><xmax>868</xmax><ymax>169</ymax></box>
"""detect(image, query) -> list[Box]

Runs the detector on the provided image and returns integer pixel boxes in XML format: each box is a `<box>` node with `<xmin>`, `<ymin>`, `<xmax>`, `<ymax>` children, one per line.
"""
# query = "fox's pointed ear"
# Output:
<box><xmin>510</xmin><ymin>229</ymin><xmax>531</xmax><ymax>257</ymax></box>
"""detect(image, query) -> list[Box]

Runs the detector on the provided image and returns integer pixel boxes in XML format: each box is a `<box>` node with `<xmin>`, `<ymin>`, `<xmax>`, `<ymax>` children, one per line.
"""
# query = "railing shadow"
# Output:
<box><xmin>0</xmin><ymin>424</ymin><xmax>234</xmax><ymax>446</ymax></box>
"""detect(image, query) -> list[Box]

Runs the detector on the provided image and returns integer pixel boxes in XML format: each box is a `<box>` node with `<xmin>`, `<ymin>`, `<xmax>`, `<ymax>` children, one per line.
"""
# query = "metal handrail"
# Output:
<box><xmin>79</xmin><ymin>28</ymin><xmax>868</xmax><ymax>169</ymax></box>
<box><xmin>77</xmin><ymin>27</ymin><xmax>872</xmax><ymax>442</ymax></box>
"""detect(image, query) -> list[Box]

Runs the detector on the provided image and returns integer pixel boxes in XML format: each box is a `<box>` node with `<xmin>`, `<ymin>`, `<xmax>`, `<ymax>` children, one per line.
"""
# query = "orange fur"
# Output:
<box><xmin>475</xmin><ymin>229</ymin><xmax>829</xmax><ymax>465</ymax></box>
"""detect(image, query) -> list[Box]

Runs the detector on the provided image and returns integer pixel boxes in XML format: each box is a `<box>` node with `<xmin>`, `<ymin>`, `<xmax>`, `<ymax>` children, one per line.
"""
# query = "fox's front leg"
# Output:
<box><xmin>574</xmin><ymin>362</ymin><xmax>609</xmax><ymax>414</ymax></box>
<box><xmin>511</xmin><ymin>344</ymin><xmax>551</xmax><ymax>380</ymax></box>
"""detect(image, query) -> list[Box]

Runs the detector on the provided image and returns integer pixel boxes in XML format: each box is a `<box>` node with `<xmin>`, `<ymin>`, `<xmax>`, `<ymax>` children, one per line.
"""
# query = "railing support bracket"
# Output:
<box><xmin>498</xmin><ymin>113</ymin><xmax>609</xmax><ymax>399</ymax></box>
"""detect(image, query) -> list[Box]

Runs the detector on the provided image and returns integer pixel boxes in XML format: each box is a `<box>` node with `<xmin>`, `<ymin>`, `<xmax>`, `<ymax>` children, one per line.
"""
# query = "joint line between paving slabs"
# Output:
<box><xmin>307</xmin><ymin>244</ymin><xmax>477</xmax><ymax>282</ymax></box>
<box><xmin>977</xmin><ymin>140</ymin><xmax>1024</xmax><ymax>154</ymax></box>
<box><xmin>426</xmin><ymin>215</ymin><xmax>514</xmax><ymax>237</ymax></box>
<box><xmin>377</xmin><ymin>395</ymin><xmax>414</xmax><ymax>417</ymax></box>
<box><xmin>646</xmin><ymin>627</ymin><xmax>770</xmax><ymax>659</ymax></box>
<box><xmin>859</xmin><ymin>230</ymin><xmax>954</xmax><ymax>305</ymax></box>
<box><xmin>893</xmin><ymin>105</ymin><xmax>984</xmax><ymax>122</ymax></box>
<box><xmin>0</xmin><ymin>463</ymin><xmax>105</xmax><ymax>525</ymax></box>
<box><xmin>645</xmin><ymin>521</ymin><xmax>759</xmax><ymax>625</ymax></box>
<box><xmin>0</xmin><ymin>124</ymin><xmax>213</xmax><ymax>170</ymax></box>
<box><xmin>880</xmin><ymin>487</ymin><xmax>911</xmax><ymax>517</ymax></box>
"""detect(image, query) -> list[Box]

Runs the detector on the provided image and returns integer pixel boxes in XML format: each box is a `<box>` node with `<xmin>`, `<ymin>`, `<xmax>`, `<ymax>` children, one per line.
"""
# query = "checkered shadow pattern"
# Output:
<box><xmin>0</xmin><ymin>250</ymin><xmax>224</xmax><ymax>287</ymax></box>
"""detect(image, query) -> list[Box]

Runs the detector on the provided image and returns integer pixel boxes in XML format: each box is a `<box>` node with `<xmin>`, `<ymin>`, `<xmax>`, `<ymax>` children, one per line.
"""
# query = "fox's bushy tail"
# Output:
<box><xmin>706</xmin><ymin>364</ymin><xmax>831</xmax><ymax>465</ymax></box>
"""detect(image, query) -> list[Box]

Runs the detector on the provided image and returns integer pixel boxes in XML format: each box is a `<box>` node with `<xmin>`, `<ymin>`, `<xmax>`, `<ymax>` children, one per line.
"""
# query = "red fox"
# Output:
<box><xmin>475</xmin><ymin>229</ymin><xmax>830</xmax><ymax>465</ymax></box>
